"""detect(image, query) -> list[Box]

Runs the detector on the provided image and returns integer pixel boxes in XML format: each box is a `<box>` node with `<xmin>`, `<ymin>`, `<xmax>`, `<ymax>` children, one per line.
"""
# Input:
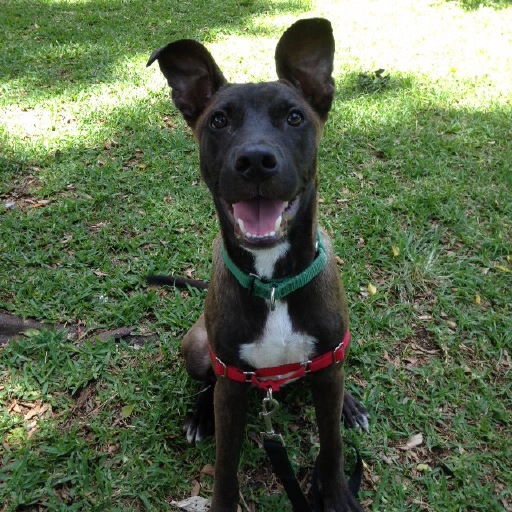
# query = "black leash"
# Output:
<box><xmin>264</xmin><ymin>438</ymin><xmax>312</xmax><ymax>512</ymax></box>
<box><xmin>260</xmin><ymin>390</ymin><xmax>363</xmax><ymax>512</ymax></box>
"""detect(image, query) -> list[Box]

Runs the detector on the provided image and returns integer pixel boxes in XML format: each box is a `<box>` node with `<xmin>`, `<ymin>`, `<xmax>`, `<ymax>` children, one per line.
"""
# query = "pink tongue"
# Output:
<box><xmin>233</xmin><ymin>197</ymin><xmax>286</xmax><ymax>236</ymax></box>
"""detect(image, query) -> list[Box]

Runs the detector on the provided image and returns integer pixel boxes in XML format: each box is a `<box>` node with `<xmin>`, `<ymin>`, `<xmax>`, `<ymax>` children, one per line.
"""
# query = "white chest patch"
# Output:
<box><xmin>247</xmin><ymin>241</ymin><xmax>290</xmax><ymax>279</ymax></box>
<box><xmin>239</xmin><ymin>300</ymin><xmax>317</xmax><ymax>369</ymax></box>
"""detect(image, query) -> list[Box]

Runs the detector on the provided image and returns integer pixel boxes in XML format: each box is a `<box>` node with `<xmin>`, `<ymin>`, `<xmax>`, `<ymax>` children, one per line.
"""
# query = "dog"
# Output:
<box><xmin>148</xmin><ymin>18</ymin><xmax>368</xmax><ymax>512</ymax></box>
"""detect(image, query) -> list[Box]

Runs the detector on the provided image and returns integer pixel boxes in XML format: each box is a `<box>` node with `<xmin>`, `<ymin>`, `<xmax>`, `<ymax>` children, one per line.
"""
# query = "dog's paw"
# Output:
<box><xmin>342</xmin><ymin>391</ymin><xmax>369</xmax><ymax>432</ymax></box>
<box><xmin>183</xmin><ymin>383</ymin><xmax>215</xmax><ymax>444</ymax></box>
<box><xmin>183</xmin><ymin>413</ymin><xmax>214</xmax><ymax>444</ymax></box>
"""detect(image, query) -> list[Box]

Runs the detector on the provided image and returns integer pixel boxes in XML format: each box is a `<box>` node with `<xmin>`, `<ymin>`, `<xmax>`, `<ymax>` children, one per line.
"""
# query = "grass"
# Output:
<box><xmin>1</xmin><ymin>0</ymin><xmax>511</xmax><ymax>510</ymax></box>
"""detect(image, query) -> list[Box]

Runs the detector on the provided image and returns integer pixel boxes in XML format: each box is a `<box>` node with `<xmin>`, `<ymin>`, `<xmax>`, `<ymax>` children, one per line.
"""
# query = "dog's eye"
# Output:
<box><xmin>210</xmin><ymin>112</ymin><xmax>228</xmax><ymax>129</ymax></box>
<box><xmin>287</xmin><ymin>110</ymin><xmax>304</xmax><ymax>127</ymax></box>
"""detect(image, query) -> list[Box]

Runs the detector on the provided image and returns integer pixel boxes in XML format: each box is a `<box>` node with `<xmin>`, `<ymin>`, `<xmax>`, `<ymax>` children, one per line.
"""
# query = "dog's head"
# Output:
<box><xmin>148</xmin><ymin>18</ymin><xmax>335</xmax><ymax>250</ymax></box>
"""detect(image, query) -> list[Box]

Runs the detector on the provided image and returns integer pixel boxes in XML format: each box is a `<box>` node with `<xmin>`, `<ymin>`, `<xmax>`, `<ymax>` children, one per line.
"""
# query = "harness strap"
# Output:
<box><xmin>209</xmin><ymin>330</ymin><xmax>350</xmax><ymax>393</ymax></box>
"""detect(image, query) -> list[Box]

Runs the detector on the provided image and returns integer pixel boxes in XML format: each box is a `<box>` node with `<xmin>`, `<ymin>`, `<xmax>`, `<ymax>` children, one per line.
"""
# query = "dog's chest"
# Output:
<box><xmin>239</xmin><ymin>300</ymin><xmax>316</xmax><ymax>369</ymax></box>
<box><xmin>239</xmin><ymin>243</ymin><xmax>317</xmax><ymax>368</ymax></box>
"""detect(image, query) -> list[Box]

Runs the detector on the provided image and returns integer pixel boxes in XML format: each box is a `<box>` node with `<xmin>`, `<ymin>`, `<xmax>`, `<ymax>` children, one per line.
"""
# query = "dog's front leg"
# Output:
<box><xmin>311</xmin><ymin>365</ymin><xmax>364</xmax><ymax>512</ymax></box>
<box><xmin>210</xmin><ymin>377</ymin><xmax>249</xmax><ymax>512</ymax></box>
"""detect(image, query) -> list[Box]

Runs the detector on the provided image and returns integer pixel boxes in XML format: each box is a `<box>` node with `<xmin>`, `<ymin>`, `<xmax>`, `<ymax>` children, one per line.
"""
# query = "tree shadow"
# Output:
<box><xmin>2</xmin><ymin>0</ymin><xmax>309</xmax><ymax>101</ymax></box>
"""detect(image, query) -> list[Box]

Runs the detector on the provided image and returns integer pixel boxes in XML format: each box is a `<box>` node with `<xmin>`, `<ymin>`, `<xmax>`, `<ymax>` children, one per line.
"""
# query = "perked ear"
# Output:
<box><xmin>275</xmin><ymin>18</ymin><xmax>335</xmax><ymax>121</ymax></box>
<box><xmin>147</xmin><ymin>40</ymin><xmax>227</xmax><ymax>127</ymax></box>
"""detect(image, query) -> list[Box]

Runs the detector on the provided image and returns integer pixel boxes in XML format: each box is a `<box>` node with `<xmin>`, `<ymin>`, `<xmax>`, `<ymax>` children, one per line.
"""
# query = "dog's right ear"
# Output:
<box><xmin>147</xmin><ymin>40</ymin><xmax>227</xmax><ymax>128</ymax></box>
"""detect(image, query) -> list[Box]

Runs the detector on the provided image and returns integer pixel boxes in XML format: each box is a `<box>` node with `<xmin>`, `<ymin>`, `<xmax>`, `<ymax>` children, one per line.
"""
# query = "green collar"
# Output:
<box><xmin>221</xmin><ymin>233</ymin><xmax>327</xmax><ymax>309</ymax></box>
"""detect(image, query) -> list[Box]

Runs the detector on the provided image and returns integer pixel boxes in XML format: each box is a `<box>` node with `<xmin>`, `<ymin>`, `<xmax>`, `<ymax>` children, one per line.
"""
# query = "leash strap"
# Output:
<box><xmin>263</xmin><ymin>438</ymin><xmax>312</xmax><ymax>512</ymax></box>
<box><xmin>221</xmin><ymin>233</ymin><xmax>327</xmax><ymax>303</ymax></box>
<box><xmin>265</xmin><ymin>437</ymin><xmax>363</xmax><ymax>512</ymax></box>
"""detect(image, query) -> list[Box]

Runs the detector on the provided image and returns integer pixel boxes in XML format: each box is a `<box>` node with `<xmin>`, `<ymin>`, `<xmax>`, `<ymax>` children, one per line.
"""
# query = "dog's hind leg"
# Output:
<box><xmin>181</xmin><ymin>313</ymin><xmax>216</xmax><ymax>443</ymax></box>
<box><xmin>182</xmin><ymin>312</ymin><xmax>211</xmax><ymax>381</ymax></box>
<box><xmin>342</xmin><ymin>391</ymin><xmax>370</xmax><ymax>432</ymax></box>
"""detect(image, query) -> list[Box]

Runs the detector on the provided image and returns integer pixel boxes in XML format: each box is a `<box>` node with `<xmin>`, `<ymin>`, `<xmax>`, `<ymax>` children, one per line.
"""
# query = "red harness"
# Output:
<box><xmin>209</xmin><ymin>330</ymin><xmax>350</xmax><ymax>393</ymax></box>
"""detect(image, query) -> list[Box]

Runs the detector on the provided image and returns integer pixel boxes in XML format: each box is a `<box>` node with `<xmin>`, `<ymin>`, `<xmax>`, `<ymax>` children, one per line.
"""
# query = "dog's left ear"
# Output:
<box><xmin>275</xmin><ymin>18</ymin><xmax>335</xmax><ymax>121</ymax></box>
<box><xmin>147</xmin><ymin>40</ymin><xmax>227</xmax><ymax>128</ymax></box>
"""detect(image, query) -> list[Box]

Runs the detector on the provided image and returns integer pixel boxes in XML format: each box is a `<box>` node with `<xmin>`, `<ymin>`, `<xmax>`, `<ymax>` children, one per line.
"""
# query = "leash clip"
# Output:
<box><xmin>260</xmin><ymin>389</ymin><xmax>284</xmax><ymax>443</ymax></box>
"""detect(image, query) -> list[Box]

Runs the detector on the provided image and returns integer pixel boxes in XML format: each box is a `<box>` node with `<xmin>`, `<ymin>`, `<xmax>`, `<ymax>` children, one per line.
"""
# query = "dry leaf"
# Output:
<box><xmin>367</xmin><ymin>283</ymin><xmax>377</xmax><ymax>295</ymax></box>
<box><xmin>171</xmin><ymin>496</ymin><xmax>210</xmax><ymax>512</ymax></box>
<box><xmin>392</xmin><ymin>246</ymin><xmax>400</xmax><ymax>257</ymax></box>
<box><xmin>399</xmin><ymin>433</ymin><xmax>423</xmax><ymax>450</ymax></box>
<box><xmin>200</xmin><ymin>464</ymin><xmax>215</xmax><ymax>477</ymax></box>
<box><xmin>191</xmin><ymin>479</ymin><xmax>201</xmax><ymax>497</ymax></box>
<box><xmin>475</xmin><ymin>294</ymin><xmax>481</xmax><ymax>305</ymax></box>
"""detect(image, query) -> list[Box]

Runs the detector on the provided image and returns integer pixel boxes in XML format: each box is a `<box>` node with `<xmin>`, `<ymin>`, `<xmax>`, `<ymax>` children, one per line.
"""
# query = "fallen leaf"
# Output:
<box><xmin>31</xmin><ymin>199</ymin><xmax>51</xmax><ymax>208</ymax></box>
<box><xmin>399</xmin><ymin>433</ymin><xmax>423</xmax><ymax>450</ymax></box>
<box><xmin>392</xmin><ymin>246</ymin><xmax>400</xmax><ymax>257</ymax></box>
<box><xmin>367</xmin><ymin>283</ymin><xmax>377</xmax><ymax>295</ymax></box>
<box><xmin>191</xmin><ymin>479</ymin><xmax>201</xmax><ymax>497</ymax></box>
<box><xmin>200</xmin><ymin>464</ymin><xmax>215</xmax><ymax>477</ymax></box>
<box><xmin>417</xmin><ymin>463</ymin><xmax>432</xmax><ymax>473</ymax></box>
<box><xmin>121</xmin><ymin>404</ymin><xmax>136</xmax><ymax>418</ymax></box>
<box><xmin>475</xmin><ymin>294</ymin><xmax>481</xmax><ymax>305</ymax></box>
<box><xmin>171</xmin><ymin>496</ymin><xmax>210</xmax><ymax>512</ymax></box>
<box><xmin>22</xmin><ymin>328</ymin><xmax>40</xmax><ymax>338</ymax></box>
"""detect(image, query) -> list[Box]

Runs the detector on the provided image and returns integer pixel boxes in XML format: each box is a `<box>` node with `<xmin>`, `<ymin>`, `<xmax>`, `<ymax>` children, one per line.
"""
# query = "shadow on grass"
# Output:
<box><xmin>2</xmin><ymin>0</ymin><xmax>309</xmax><ymax>102</ymax></box>
<box><xmin>1</xmin><ymin>69</ymin><xmax>510</xmax><ymax>324</ymax></box>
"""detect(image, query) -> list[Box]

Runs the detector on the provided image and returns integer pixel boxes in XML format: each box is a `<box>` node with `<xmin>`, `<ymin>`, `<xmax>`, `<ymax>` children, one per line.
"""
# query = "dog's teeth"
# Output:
<box><xmin>237</xmin><ymin>218</ymin><xmax>246</xmax><ymax>234</ymax></box>
<box><xmin>274</xmin><ymin>215</ymin><xmax>282</xmax><ymax>233</ymax></box>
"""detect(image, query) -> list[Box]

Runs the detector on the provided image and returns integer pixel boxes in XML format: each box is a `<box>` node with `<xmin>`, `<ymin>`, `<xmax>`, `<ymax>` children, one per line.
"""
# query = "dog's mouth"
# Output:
<box><xmin>228</xmin><ymin>195</ymin><xmax>300</xmax><ymax>247</ymax></box>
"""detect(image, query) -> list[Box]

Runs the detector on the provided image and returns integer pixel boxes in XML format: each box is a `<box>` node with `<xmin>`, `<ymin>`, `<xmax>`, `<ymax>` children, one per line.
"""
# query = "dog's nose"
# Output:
<box><xmin>234</xmin><ymin>145</ymin><xmax>279</xmax><ymax>181</ymax></box>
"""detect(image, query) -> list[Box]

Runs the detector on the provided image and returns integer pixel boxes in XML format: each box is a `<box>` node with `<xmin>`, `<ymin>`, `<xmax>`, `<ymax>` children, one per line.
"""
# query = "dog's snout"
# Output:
<box><xmin>234</xmin><ymin>145</ymin><xmax>279</xmax><ymax>181</ymax></box>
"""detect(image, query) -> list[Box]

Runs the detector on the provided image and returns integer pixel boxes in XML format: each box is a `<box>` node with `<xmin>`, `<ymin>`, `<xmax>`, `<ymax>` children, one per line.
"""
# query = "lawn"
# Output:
<box><xmin>1</xmin><ymin>0</ymin><xmax>511</xmax><ymax>510</ymax></box>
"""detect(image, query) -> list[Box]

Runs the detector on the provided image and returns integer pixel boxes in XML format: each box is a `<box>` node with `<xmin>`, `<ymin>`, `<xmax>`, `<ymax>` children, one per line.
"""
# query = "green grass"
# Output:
<box><xmin>1</xmin><ymin>0</ymin><xmax>511</xmax><ymax>510</ymax></box>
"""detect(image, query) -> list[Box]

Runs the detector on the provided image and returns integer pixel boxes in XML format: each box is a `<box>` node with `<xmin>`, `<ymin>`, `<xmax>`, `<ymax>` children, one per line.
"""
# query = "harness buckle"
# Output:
<box><xmin>243</xmin><ymin>371</ymin><xmax>256</xmax><ymax>383</ymax></box>
<box><xmin>332</xmin><ymin>341</ymin><xmax>344</xmax><ymax>364</ymax></box>
<box><xmin>215</xmin><ymin>357</ymin><xmax>228</xmax><ymax>377</ymax></box>
<box><xmin>301</xmin><ymin>359</ymin><xmax>313</xmax><ymax>373</ymax></box>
